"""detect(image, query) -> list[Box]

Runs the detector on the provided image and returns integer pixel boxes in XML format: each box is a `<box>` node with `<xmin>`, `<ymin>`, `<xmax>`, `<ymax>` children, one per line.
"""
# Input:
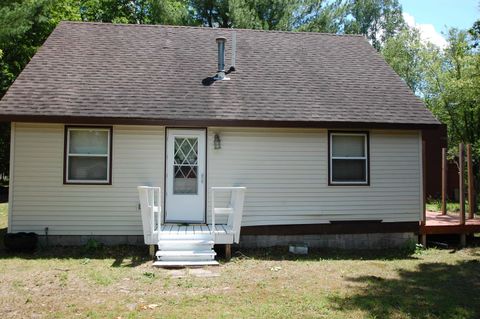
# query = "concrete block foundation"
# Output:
<box><xmin>239</xmin><ymin>232</ymin><xmax>416</xmax><ymax>249</ymax></box>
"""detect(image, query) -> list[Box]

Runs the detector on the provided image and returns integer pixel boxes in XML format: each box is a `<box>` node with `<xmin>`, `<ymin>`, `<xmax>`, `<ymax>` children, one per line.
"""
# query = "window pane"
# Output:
<box><xmin>173</xmin><ymin>166</ymin><xmax>198</xmax><ymax>194</ymax></box>
<box><xmin>173</xmin><ymin>137</ymin><xmax>198</xmax><ymax>194</ymax></box>
<box><xmin>332</xmin><ymin>159</ymin><xmax>366</xmax><ymax>182</ymax></box>
<box><xmin>332</xmin><ymin>135</ymin><xmax>365</xmax><ymax>157</ymax></box>
<box><xmin>68</xmin><ymin>156</ymin><xmax>108</xmax><ymax>181</ymax></box>
<box><xmin>69</xmin><ymin>130</ymin><xmax>108</xmax><ymax>154</ymax></box>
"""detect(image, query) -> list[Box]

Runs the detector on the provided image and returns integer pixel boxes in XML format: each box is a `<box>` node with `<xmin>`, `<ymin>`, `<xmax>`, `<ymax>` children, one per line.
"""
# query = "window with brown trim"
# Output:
<box><xmin>328</xmin><ymin>131</ymin><xmax>369</xmax><ymax>185</ymax></box>
<box><xmin>64</xmin><ymin>126</ymin><xmax>112</xmax><ymax>184</ymax></box>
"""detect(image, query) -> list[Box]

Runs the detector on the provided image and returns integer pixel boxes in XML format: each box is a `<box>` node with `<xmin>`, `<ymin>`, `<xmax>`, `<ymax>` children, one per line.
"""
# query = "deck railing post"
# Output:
<box><xmin>467</xmin><ymin>144</ymin><xmax>475</xmax><ymax>219</ymax></box>
<box><xmin>459</xmin><ymin>143</ymin><xmax>467</xmax><ymax>247</ymax></box>
<box><xmin>441</xmin><ymin>148</ymin><xmax>447</xmax><ymax>215</ymax></box>
<box><xmin>211</xmin><ymin>189</ymin><xmax>215</xmax><ymax>239</ymax></box>
<box><xmin>459</xmin><ymin>143</ymin><xmax>466</xmax><ymax>226</ymax></box>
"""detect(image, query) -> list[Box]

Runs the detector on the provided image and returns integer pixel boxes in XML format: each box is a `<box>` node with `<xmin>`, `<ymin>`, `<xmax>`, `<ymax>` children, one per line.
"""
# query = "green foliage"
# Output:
<box><xmin>382</xmin><ymin>27</ymin><xmax>432</xmax><ymax>93</ymax></box>
<box><xmin>382</xmin><ymin>23</ymin><xmax>480</xmax><ymax>193</ymax></box>
<box><xmin>189</xmin><ymin>0</ymin><xmax>306</xmax><ymax>30</ymax></box>
<box><xmin>424</xmin><ymin>29</ymin><xmax>480</xmax><ymax>168</ymax></box>
<box><xmin>345</xmin><ymin>0</ymin><xmax>405</xmax><ymax>50</ymax></box>
<box><xmin>298</xmin><ymin>0</ymin><xmax>350</xmax><ymax>33</ymax></box>
<box><xmin>84</xmin><ymin>238</ymin><xmax>102</xmax><ymax>252</ymax></box>
<box><xmin>79</xmin><ymin>0</ymin><xmax>191</xmax><ymax>24</ymax></box>
<box><xmin>0</xmin><ymin>0</ymin><xmax>81</xmax><ymax>98</ymax></box>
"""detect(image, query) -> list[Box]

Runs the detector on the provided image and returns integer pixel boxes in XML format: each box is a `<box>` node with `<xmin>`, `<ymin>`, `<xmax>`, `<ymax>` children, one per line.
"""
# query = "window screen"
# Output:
<box><xmin>65</xmin><ymin>127</ymin><xmax>111</xmax><ymax>184</ymax></box>
<box><xmin>329</xmin><ymin>132</ymin><xmax>368</xmax><ymax>185</ymax></box>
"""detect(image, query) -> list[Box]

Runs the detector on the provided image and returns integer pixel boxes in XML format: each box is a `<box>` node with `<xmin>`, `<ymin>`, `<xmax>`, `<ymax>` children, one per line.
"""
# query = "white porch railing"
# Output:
<box><xmin>138</xmin><ymin>186</ymin><xmax>246</xmax><ymax>245</ymax></box>
<box><xmin>137</xmin><ymin>186</ymin><xmax>162</xmax><ymax>245</ymax></box>
<box><xmin>211</xmin><ymin>187</ymin><xmax>246</xmax><ymax>244</ymax></box>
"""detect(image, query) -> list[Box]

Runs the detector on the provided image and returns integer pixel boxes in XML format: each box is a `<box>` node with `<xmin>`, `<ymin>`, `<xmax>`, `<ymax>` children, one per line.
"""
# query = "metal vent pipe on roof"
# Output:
<box><xmin>216</xmin><ymin>37</ymin><xmax>227</xmax><ymax>80</ymax></box>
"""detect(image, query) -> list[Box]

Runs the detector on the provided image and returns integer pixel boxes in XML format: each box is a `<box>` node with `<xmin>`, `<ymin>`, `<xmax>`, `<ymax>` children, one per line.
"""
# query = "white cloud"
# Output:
<box><xmin>403</xmin><ymin>12</ymin><xmax>448</xmax><ymax>49</ymax></box>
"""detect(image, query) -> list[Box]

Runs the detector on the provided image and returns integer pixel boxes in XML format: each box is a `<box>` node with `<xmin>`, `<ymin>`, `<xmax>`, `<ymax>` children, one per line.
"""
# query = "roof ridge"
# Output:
<box><xmin>58</xmin><ymin>20</ymin><xmax>365</xmax><ymax>38</ymax></box>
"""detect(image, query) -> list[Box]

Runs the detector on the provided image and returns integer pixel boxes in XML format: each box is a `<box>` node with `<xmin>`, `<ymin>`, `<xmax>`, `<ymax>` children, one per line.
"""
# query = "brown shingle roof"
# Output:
<box><xmin>0</xmin><ymin>21</ymin><xmax>439</xmax><ymax>127</ymax></box>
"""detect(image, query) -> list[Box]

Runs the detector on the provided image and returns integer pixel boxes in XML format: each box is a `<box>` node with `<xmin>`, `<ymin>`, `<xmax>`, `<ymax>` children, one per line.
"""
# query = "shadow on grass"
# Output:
<box><xmin>0</xmin><ymin>239</ymin><xmax>151</xmax><ymax>268</ymax></box>
<box><xmin>233</xmin><ymin>245</ymin><xmax>419</xmax><ymax>261</ymax></box>
<box><xmin>329</xmin><ymin>260</ymin><xmax>480</xmax><ymax>319</ymax></box>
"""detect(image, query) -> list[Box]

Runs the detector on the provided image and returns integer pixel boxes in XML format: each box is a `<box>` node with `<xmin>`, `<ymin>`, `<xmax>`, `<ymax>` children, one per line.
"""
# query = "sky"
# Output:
<box><xmin>399</xmin><ymin>0</ymin><xmax>479</xmax><ymax>48</ymax></box>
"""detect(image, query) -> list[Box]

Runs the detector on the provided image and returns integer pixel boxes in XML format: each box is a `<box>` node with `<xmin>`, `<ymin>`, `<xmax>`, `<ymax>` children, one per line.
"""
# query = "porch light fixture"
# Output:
<box><xmin>214</xmin><ymin>133</ymin><xmax>221</xmax><ymax>149</ymax></box>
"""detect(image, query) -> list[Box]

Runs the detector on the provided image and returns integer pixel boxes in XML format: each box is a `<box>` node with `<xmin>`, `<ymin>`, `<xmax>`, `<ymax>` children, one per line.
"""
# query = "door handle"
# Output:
<box><xmin>201</xmin><ymin>173</ymin><xmax>204</xmax><ymax>184</ymax></box>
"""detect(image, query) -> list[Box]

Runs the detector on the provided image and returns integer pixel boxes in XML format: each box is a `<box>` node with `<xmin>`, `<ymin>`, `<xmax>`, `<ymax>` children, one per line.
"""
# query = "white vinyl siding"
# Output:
<box><xmin>207</xmin><ymin>128</ymin><xmax>421</xmax><ymax>226</ymax></box>
<box><xmin>10</xmin><ymin>123</ymin><xmax>164</xmax><ymax>235</ymax></box>
<box><xmin>9</xmin><ymin>123</ymin><xmax>421</xmax><ymax>235</ymax></box>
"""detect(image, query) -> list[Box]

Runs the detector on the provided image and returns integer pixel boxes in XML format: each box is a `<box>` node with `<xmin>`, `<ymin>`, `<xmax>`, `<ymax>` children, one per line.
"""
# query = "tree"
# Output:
<box><xmin>381</xmin><ymin>27</ymin><xmax>435</xmax><ymax>94</ymax></box>
<box><xmin>298</xmin><ymin>0</ymin><xmax>350</xmax><ymax>33</ymax></box>
<box><xmin>189</xmin><ymin>0</ymin><xmax>307</xmax><ymax>30</ymax></box>
<box><xmin>345</xmin><ymin>0</ymin><xmax>405</xmax><ymax>50</ymax></box>
<box><xmin>423</xmin><ymin>29</ymin><xmax>480</xmax><ymax>200</ymax></box>
<box><xmin>0</xmin><ymin>0</ymin><xmax>82</xmax><ymax>180</ymax></box>
<box><xmin>79</xmin><ymin>0</ymin><xmax>191</xmax><ymax>24</ymax></box>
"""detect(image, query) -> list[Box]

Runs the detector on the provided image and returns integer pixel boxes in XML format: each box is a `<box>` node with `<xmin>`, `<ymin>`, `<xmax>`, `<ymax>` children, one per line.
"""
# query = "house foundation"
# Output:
<box><xmin>239</xmin><ymin>232</ymin><xmax>416</xmax><ymax>249</ymax></box>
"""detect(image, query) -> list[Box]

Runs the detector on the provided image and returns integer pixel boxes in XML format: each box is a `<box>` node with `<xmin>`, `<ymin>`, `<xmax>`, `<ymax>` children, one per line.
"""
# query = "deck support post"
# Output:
<box><xmin>459</xmin><ymin>144</ymin><xmax>467</xmax><ymax>248</ymax></box>
<box><xmin>441</xmin><ymin>148</ymin><xmax>447</xmax><ymax>215</ymax></box>
<box><xmin>459</xmin><ymin>143</ymin><xmax>466</xmax><ymax>225</ymax></box>
<box><xmin>420</xmin><ymin>234</ymin><xmax>427</xmax><ymax>247</ymax></box>
<box><xmin>460</xmin><ymin>234</ymin><xmax>467</xmax><ymax>248</ymax></box>
<box><xmin>149</xmin><ymin>245</ymin><xmax>156</xmax><ymax>259</ymax></box>
<box><xmin>225</xmin><ymin>244</ymin><xmax>231</xmax><ymax>261</ymax></box>
<box><xmin>467</xmin><ymin>144</ymin><xmax>475</xmax><ymax>219</ymax></box>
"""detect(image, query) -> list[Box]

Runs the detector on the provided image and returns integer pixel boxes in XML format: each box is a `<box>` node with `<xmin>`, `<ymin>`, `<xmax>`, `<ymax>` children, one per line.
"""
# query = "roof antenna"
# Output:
<box><xmin>202</xmin><ymin>33</ymin><xmax>237</xmax><ymax>86</ymax></box>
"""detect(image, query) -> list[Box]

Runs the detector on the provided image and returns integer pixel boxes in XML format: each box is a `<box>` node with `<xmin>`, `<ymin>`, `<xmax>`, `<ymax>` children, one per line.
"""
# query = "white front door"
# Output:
<box><xmin>165</xmin><ymin>129</ymin><xmax>206</xmax><ymax>223</ymax></box>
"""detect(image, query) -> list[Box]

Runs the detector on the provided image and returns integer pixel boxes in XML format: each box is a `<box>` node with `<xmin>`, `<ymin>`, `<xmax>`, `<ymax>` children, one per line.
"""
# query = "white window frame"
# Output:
<box><xmin>329</xmin><ymin>132</ymin><xmax>369</xmax><ymax>185</ymax></box>
<box><xmin>65</xmin><ymin>126</ymin><xmax>112</xmax><ymax>184</ymax></box>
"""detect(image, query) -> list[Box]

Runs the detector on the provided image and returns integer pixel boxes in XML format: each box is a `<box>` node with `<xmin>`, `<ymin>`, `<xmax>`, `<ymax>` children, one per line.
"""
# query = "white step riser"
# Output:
<box><xmin>153</xmin><ymin>260</ymin><xmax>219</xmax><ymax>267</ymax></box>
<box><xmin>158</xmin><ymin>235</ymin><xmax>213</xmax><ymax>241</ymax></box>
<box><xmin>159</xmin><ymin>244</ymin><xmax>213</xmax><ymax>251</ymax></box>
<box><xmin>159</xmin><ymin>256</ymin><xmax>215</xmax><ymax>262</ymax></box>
<box><xmin>155</xmin><ymin>233</ymin><xmax>217</xmax><ymax>266</ymax></box>
<box><xmin>156</xmin><ymin>251</ymin><xmax>216</xmax><ymax>257</ymax></box>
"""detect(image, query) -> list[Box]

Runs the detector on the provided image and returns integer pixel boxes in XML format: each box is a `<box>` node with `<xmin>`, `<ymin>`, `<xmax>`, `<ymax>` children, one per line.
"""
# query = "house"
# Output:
<box><xmin>0</xmin><ymin>22</ymin><xmax>440</xmax><ymax>264</ymax></box>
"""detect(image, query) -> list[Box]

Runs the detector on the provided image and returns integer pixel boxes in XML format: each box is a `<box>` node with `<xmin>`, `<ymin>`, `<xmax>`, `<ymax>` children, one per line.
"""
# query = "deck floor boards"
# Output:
<box><xmin>422</xmin><ymin>211</ymin><xmax>480</xmax><ymax>234</ymax></box>
<box><xmin>158</xmin><ymin>224</ymin><xmax>233</xmax><ymax>244</ymax></box>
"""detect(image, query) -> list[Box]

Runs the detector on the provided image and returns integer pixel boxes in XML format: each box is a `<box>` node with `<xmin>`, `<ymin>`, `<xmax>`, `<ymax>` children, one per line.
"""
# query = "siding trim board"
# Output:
<box><xmin>63</xmin><ymin>125</ymin><xmax>113</xmax><ymax>185</ymax></box>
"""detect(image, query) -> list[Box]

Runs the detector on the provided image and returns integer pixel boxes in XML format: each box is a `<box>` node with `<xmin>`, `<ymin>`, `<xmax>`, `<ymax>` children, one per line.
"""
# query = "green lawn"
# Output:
<box><xmin>0</xmin><ymin>243</ymin><xmax>479</xmax><ymax>318</ymax></box>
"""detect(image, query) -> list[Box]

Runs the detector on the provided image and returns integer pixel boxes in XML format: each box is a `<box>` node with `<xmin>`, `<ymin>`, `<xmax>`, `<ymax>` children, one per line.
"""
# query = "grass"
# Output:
<box><xmin>426</xmin><ymin>199</ymin><xmax>479</xmax><ymax>214</ymax></box>
<box><xmin>1</xmin><ymin>206</ymin><xmax>479</xmax><ymax>318</ymax></box>
<box><xmin>0</xmin><ymin>243</ymin><xmax>478</xmax><ymax>318</ymax></box>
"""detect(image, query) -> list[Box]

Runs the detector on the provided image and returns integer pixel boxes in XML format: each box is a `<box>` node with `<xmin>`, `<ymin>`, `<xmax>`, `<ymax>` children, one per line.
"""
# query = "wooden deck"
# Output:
<box><xmin>421</xmin><ymin>211</ymin><xmax>480</xmax><ymax>235</ymax></box>
<box><xmin>159</xmin><ymin>224</ymin><xmax>234</xmax><ymax>244</ymax></box>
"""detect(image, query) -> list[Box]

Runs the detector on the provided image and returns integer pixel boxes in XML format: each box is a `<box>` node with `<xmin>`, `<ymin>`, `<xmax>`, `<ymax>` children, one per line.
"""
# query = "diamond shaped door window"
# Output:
<box><xmin>173</xmin><ymin>137</ymin><xmax>198</xmax><ymax>194</ymax></box>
